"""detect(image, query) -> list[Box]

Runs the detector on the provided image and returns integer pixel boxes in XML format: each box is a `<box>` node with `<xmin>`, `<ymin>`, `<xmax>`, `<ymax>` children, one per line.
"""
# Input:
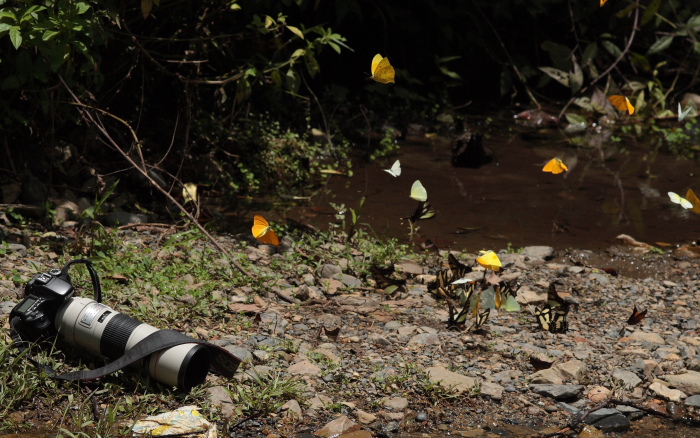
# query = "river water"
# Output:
<box><xmin>298</xmin><ymin>114</ymin><xmax>700</xmax><ymax>254</ymax></box>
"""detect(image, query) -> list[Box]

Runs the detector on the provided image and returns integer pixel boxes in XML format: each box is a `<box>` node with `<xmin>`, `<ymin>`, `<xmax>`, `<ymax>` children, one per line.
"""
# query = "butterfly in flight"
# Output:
<box><xmin>608</xmin><ymin>95</ymin><xmax>635</xmax><ymax>115</ymax></box>
<box><xmin>384</xmin><ymin>160</ymin><xmax>401</xmax><ymax>177</ymax></box>
<box><xmin>370</xmin><ymin>54</ymin><xmax>395</xmax><ymax>84</ymax></box>
<box><xmin>251</xmin><ymin>215</ymin><xmax>280</xmax><ymax>246</ymax></box>
<box><xmin>669</xmin><ymin>189</ymin><xmax>700</xmax><ymax>214</ymax></box>
<box><xmin>678</xmin><ymin>102</ymin><xmax>693</xmax><ymax>122</ymax></box>
<box><xmin>542</xmin><ymin>157</ymin><xmax>568</xmax><ymax>174</ymax></box>
<box><xmin>535</xmin><ymin>304</ymin><xmax>568</xmax><ymax>334</ymax></box>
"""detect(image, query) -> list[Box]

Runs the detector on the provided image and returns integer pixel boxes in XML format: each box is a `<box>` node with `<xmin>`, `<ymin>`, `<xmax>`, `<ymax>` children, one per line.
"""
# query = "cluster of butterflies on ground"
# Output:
<box><xmin>422</xmin><ymin>252</ymin><xmax>649</xmax><ymax>335</ymax></box>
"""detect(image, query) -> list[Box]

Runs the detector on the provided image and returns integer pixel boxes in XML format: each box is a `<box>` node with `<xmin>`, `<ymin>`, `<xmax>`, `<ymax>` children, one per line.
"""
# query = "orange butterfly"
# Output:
<box><xmin>626</xmin><ymin>305</ymin><xmax>647</xmax><ymax>325</ymax></box>
<box><xmin>251</xmin><ymin>215</ymin><xmax>280</xmax><ymax>246</ymax></box>
<box><xmin>600</xmin><ymin>0</ymin><xmax>608</xmax><ymax>6</ymax></box>
<box><xmin>542</xmin><ymin>157</ymin><xmax>568</xmax><ymax>174</ymax></box>
<box><xmin>608</xmin><ymin>95</ymin><xmax>635</xmax><ymax>115</ymax></box>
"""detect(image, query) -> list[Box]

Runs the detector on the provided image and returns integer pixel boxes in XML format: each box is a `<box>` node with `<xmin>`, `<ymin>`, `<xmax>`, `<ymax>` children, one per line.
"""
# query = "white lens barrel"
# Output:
<box><xmin>56</xmin><ymin>297</ymin><xmax>210</xmax><ymax>389</ymax></box>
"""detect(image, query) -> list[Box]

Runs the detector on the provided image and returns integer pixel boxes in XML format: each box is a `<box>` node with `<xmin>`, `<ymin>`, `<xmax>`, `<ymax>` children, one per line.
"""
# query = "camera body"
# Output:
<box><xmin>11</xmin><ymin>269</ymin><xmax>210</xmax><ymax>390</ymax></box>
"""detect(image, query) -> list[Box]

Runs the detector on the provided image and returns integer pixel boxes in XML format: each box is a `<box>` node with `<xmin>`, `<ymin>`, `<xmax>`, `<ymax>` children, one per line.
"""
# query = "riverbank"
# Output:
<box><xmin>2</xmin><ymin>223</ymin><xmax>700</xmax><ymax>437</ymax></box>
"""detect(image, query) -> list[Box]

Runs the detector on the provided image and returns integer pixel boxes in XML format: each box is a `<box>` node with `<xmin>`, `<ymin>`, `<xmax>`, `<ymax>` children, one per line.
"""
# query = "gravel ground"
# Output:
<box><xmin>3</xmin><ymin>227</ymin><xmax>700</xmax><ymax>438</ymax></box>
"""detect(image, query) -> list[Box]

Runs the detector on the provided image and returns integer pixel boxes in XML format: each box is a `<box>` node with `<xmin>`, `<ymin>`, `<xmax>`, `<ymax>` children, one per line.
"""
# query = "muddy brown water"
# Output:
<box><xmin>295</xmin><ymin>118</ymin><xmax>700</xmax><ymax>260</ymax></box>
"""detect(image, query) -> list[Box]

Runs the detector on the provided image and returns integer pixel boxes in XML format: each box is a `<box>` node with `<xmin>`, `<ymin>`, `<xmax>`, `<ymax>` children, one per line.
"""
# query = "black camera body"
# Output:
<box><xmin>10</xmin><ymin>269</ymin><xmax>74</xmax><ymax>343</ymax></box>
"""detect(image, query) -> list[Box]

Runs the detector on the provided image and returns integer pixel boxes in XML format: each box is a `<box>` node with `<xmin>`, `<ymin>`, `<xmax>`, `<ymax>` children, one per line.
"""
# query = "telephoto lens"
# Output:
<box><xmin>56</xmin><ymin>297</ymin><xmax>210</xmax><ymax>390</ymax></box>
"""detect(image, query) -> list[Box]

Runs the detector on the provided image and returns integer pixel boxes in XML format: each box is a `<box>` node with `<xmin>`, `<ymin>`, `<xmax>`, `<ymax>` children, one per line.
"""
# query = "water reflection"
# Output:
<box><xmin>298</xmin><ymin>115</ymin><xmax>700</xmax><ymax>252</ymax></box>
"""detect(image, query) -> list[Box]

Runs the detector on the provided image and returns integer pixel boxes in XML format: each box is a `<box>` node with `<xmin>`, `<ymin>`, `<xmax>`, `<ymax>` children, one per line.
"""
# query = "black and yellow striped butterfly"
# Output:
<box><xmin>535</xmin><ymin>304</ymin><xmax>568</xmax><ymax>333</ymax></box>
<box><xmin>450</xmin><ymin>280</ymin><xmax>479</xmax><ymax>327</ymax></box>
<box><xmin>473</xmin><ymin>309</ymin><xmax>490</xmax><ymax>330</ymax></box>
<box><xmin>448</xmin><ymin>253</ymin><xmax>471</xmax><ymax>279</ymax></box>
<box><xmin>409</xmin><ymin>201</ymin><xmax>437</xmax><ymax>224</ymax></box>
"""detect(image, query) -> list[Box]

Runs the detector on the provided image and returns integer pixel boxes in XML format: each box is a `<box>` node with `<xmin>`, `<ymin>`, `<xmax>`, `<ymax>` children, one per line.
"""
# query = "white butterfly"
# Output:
<box><xmin>451</xmin><ymin>277</ymin><xmax>476</xmax><ymax>285</ymax></box>
<box><xmin>410</xmin><ymin>180</ymin><xmax>428</xmax><ymax>202</ymax></box>
<box><xmin>668</xmin><ymin>192</ymin><xmax>693</xmax><ymax>209</ymax></box>
<box><xmin>678</xmin><ymin>102</ymin><xmax>693</xmax><ymax>122</ymax></box>
<box><xmin>383</xmin><ymin>160</ymin><xmax>401</xmax><ymax>177</ymax></box>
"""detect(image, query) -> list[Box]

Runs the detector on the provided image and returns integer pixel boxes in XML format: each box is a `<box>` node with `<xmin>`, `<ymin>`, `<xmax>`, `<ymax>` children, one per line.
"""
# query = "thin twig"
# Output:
<box><xmin>59</xmin><ymin>77</ymin><xmax>253</xmax><ymax>278</ymax></box>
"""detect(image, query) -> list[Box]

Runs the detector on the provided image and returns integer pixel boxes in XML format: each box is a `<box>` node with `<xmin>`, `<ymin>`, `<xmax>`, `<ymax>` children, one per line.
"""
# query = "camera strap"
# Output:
<box><xmin>14</xmin><ymin>326</ymin><xmax>242</xmax><ymax>383</ymax></box>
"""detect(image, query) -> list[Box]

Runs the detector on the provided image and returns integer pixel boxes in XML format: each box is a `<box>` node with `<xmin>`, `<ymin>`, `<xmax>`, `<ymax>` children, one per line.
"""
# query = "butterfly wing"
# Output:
<box><xmin>371</xmin><ymin>54</ymin><xmax>384</xmax><ymax>75</ymax></box>
<box><xmin>542</xmin><ymin>158</ymin><xmax>568</xmax><ymax>174</ymax></box>
<box><xmin>600</xmin><ymin>0</ymin><xmax>609</xmax><ymax>6</ymax></box>
<box><xmin>504</xmin><ymin>295</ymin><xmax>521</xmax><ymax>312</ymax></box>
<box><xmin>627</xmin><ymin>305</ymin><xmax>647</xmax><ymax>325</ymax></box>
<box><xmin>549</xmin><ymin>307</ymin><xmax>569</xmax><ymax>333</ymax></box>
<box><xmin>685</xmin><ymin>189</ymin><xmax>700</xmax><ymax>214</ymax></box>
<box><xmin>477</xmin><ymin>250</ymin><xmax>502</xmax><ymax>271</ymax></box>
<box><xmin>448</xmin><ymin>253</ymin><xmax>472</xmax><ymax>279</ymax></box>
<box><xmin>384</xmin><ymin>160</ymin><xmax>401</xmax><ymax>177</ymax></box>
<box><xmin>608</xmin><ymin>95</ymin><xmax>635</xmax><ymax>115</ymax></box>
<box><xmin>474</xmin><ymin>309</ymin><xmax>490</xmax><ymax>329</ymax></box>
<box><xmin>669</xmin><ymin>192</ymin><xmax>693</xmax><ymax>209</ymax></box>
<box><xmin>410</xmin><ymin>180</ymin><xmax>428</xmax><ymax>202</ymax></box>
<box><xmin>535</xmin><ymin>305</ymin><xmax>552</xmax><ymax>331</ymax></box>
<box><xmin>371</xmin><ymin>54</ymin><xmax>395</xmax><ymax>84</ymax></box>
<box><xmin>252</xmin><ymin>215</ymin><xmax>280</xmax><ymax>246</ymax></box>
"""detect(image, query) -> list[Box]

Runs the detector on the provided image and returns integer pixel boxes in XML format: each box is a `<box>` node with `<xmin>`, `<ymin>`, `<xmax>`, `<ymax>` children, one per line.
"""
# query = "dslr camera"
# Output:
<box><xmin>10</xmin><ymin>262</ymin><xmax>216</xmax><ymax>390</ymax></box>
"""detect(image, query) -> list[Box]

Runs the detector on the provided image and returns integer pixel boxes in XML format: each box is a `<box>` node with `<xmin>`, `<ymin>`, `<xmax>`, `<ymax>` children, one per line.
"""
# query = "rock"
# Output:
<box><xmin>480</xmin><ymin>381</ymin><xmax>504</xmax><ymax>400</ymax></box>
<box><xmin>425</xmin><ymin>366</ymin><xmax>478</xmax><ymax>394</ymax></box>
<box><xmin>407</xmin><ymin>333</ymin><xmax>440</xmax><ymax>345</ymax></box>
<box><xmin>521</xmin><ymin>246</ymin><xmax>555</xmax><ymax>260</ymax></box>
<box><xmin>554</xmin><ymin>359</ymin><xmax>586</xmax><ymax>381</ymax></box>
<box><xmin>382</xmin><ymin>397</ymin><xmax>409</xmax><ymax>410</ymax></box>
<box><xmin>281</xmin><ymin>399</ymin><xmax>303</xmax><ymax>420</ymax></box>
<box><xmin>287</xmin><ymin>360</ymin><xmax>321</xmax><ymax>376</ymax></box>
<box><xmin>416</xmin><ymin>412</ymin><xmax>428</xmax><ymax>422</ymax></box>
<box><xmin>582</xmin><ymin>408</ymin><xmax>630</xmax><ymax>432</ymax></box>
<box><xmin>628</xmin><ymin>331</ymin><xmax>665</xmax><ymax>344</ymax></box>
<box><xmin>529</xmin><ymin>384</ymin><xmax>584</xmax><ymax>400</ymax></box>
<box><xmin>355</xmin><ymin>410</ymin><xmax>377</xmax><ymax>424</ymax></box>
<box><xmin>528</xmin><ymin>368</ymin><xmax>564</xmax><ymax>384</ymax></box>
<box><xmin>368</xmin><ymin>333</ymin><xmax>392</xmax><ymax>347</ymax></box>
<box><xmin>394</xmin><ymin>261</ymin><xmax>424</xmax><ymax>275</ymax></box>
<box><xmin>612</xmin><ymin>369</ymin><xmax>642</xmax><ymax>389</ymax></box>
<box><xmin>224</xmin><ymin>346</ymin><xmax>252</xmax><ymax>363</ymax></box>
<box><xmin>579</xmin><ymin>425</ymin><xmax>604</xmax><ymax>438</ymax></box>
<box><xmin>685</xmin><ymin>395</ymin><xmax>700</xmax><ymax>407</ymax></box>
<box><xmin>314</xmin><ymin>415</ymin><xmax>360</xmax><ymax>437</ymax></box>
<box><xmin>103</xmin><ymin>211</ymin><xmax>149</xmax><ymax>226</ymax></box>
<box><xmin>206</xmin><ymin>386</ymin><xmax>235</xmax><ymax>418</ymax></box>
<box><xmin>331</xmin><ymin>273</ymin><xmax>363</xmax><ymax>288</ymax></box>
<box><xmin>318</xmin><ymin>264</ymin><xmax>342</xmax><ymax>279</ymax></box>
<box><xmin>649</xmin><ymin>381</ymin><xmax>686</xmax><ymax>402</ymax></box>
<box><xmin>587</xmin><ymin>386</ymin><xmax>610</xmax><ymax>403</ymax></box>
<box><xmin>308</xmin><ymin>394</ymin><xmax>334</xmax><ymax>411</ymax></box>
<box><xmin>661</xmin><ymin>371</ymin><xmax>700</xmax><ymax>394</ymax></box>
<box><xmin>615</xmin><ymin>405</ymin><xmax>644</xmax><ymax>420</ymax></box>
<box><xmin>338</xmin><ymin>430</ymin><xmax>373</xmax><ymax>438</ymax></box>
<box><xmin>517</xmin><ymin>286</ymin><xmax>547</xmax><ymax>305</ymax></box>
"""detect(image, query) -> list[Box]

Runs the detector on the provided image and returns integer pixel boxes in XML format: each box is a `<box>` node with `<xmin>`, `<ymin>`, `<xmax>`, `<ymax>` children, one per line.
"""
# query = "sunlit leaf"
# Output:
<box><xmin>573</xmin><ymin>96</ymin><xmax>593</xmax><ymax>111</ymax></box>
<box><xmin>439</xmin><ymin>66</ymin><xmax>462</xmax><ymax>80</ymax></box>
<box><xmin>641</xmin><ymin>0</ymin><xmax>661</xmax><ymax>26</ymax></box>
<box><xmin>647</xmin><ymin>35</ymin><xmax>673</xmax><ymax>55</ymax></box>
<box><xmin>286</xmin><ymin>25</ymin><xmax>304</xmax><ymax>39</ymax></box>
<box><xmin>264</xmin><ymin>15</ymin><xmax>275</xmax><ymax>28</ymax></box>
<box><xmin>539</xmin><ymin>66</ymin><xmax>569</xmax><ymax>87</ymax></box>
<box><xmin>9</xmin><ymin>26</ymin><xmax>21</xmax><ymax>49</ymax></box>
<box><xmin>290</xmin><ymin>48</ymin><xmax>305</xmax><ymax>61</ymax></box>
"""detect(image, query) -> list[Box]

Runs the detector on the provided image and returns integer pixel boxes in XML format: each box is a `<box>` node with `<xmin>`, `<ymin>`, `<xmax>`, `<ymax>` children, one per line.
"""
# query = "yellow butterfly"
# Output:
<box><xmin>542</xmin><ymin>157</ymin><xmax>568</xmax><ymax>174</ymax></box>
<box><xmin>608</xmin><ymin>95</ymin><xmax>635</xmax><ymax>115</ymax></box>
<box><xmin>477</xmin><ymin>250</ymin><xmax>502</xmax><ymax>271</ymax></box>
<box><xmin>370</xmin><ymin>54</ymin><xmax>395</xmax><ymax>84</ymax></box>
<box><xmin>251</xmin><ymin>215</ymin><xmax>280</xmax><ymax>246</ymax></box>
<box><xmin>410</xmin><ymin>180</ymin><xmax>428</xmax><ymax>202</ymax></box>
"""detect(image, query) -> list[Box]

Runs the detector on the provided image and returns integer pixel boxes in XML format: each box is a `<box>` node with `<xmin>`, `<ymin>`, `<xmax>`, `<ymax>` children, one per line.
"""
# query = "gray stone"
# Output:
<box><xmin>382</xmin><ymin>396</ymin><xmax>409</xmax><ymax>410</ymax></box>
<box><xmin>331</xmin><ymin>273</ymin><xmax>363</xmax><ymax>288</ymax></box>
<box><xmin>416</xmin><ymin>412</ymin><xmax>428</xmax><ymax>422</ymax></box>
<box><xmin>224</xmin><ymin>346</ymin><xmax>252</xmax><ymax>363</ymax></box>
<box><xmin>629</xmin><ymin>331</ymin><xmax>665</xmax><ymax>344</ymax></box>
<box><xmin>207</xmin><ymin>385</ymin><xmax>235</xmax><ymax>418</ymax></box>
<box><xmin>582</xmin><ymin>408</ymin><xmax>631</xmax><ymax>432</ymax></box>
<box><xmin>407</xmin><ymin>333</ymin><xmax>440</xmax><ymax>345</ymax></box>
<box><xmin>394</xmin><ymin>261</ymin><xmax>423</xmax><ymax>275</ymax></box>
<box><xmin>528</xmin><ymin>368</ymin><xmax>564</xmax><ymax>385</ymax></box>
<box><xmin>521</xmin><ymin>246</ymin><xmax>555</xmax><ymax>260</ymax></box>
<box><xmin>529</xmin><ymin>384</ymin><xmax>584</xmax><ymax>400</ymax></box>
<box><xmin>685</xmin><ymin>395</ymin><xmax>700</xmax><ymax>407</ymax></box>
<box><xmin>612</xmin><ymin>369</ymin><xmax>642</xmax><ymax>389</ymax></box>
<box><xmin>0</xmin><ymin>301</ymin><xmax>17</xmax><ymax>315</ymax></box>
<box><xmin>103</xmin><ymin>211</ymin><xmax>149</xmax><ymax>226</ymax></box>
<box><xmin>615</xmin><ymin>405</ymin><xmax>644</xmax><ymax>421</ymax></box>
<box><xmin>287</xmin><ymin>359</ymin><xmax>321</xmax><ymax>376</ymax></box>
<box><xmin>6</xmin><ymin>243</ymin><xmax>27</xmax><ymax>256</ymax></box>
<box><xmin>318</xmin><ymin>264</ymin><xmax>342</xmax><ymax>279</ymax></box>
<box><xmin>369</xmin><ymin>333</ymin><xmax>392</xmax><ymax>347</ymax></box>
<box><xmin>556</xmin><ymin>402</ymin><xmax>582</xmax><ymax>415</ymax></box>
<box><xmin>480</xmin><ymin>381</ymin><xmax>504</xmax><ymax>400</ymax></box>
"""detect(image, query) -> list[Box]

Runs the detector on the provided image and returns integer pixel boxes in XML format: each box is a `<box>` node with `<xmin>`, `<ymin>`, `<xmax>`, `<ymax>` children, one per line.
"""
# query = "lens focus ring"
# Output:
<box><xmin>101</xmin><ymin>313</ymin><xmax>142</xmax><ymax>358</ymax></box>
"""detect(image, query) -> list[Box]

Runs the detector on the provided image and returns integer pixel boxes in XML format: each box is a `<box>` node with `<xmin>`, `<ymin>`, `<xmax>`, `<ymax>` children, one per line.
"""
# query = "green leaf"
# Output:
<box><xmin>286</xmin><ymin>25</ymin><xmax>304</xmax><ymax>39</ymax></box>
<box><xmin>0</xmin><ymin>23</ymin><xmax>12</xmax><ymax>33</ymax></box>
<box><xmin>328</xmin><ymin>41</ymin><xmax>340</xmax><ymax>54</ymax></box>
<box><xmin>9</xmin><ymin>26</ymin><xmax>21</xmax><ymax>49</ymax></box>
<box><xmin>42</xmin><ymin>29</ymin><xmax>59</xmax><ymax>41</ymax></box>
<box><xmin>582</xmin><ymin>42</ymin><xmax>597</xmax><ymax>66</ymax></box>
<box><xmin>687</xmin><ymin>15</ymin><xmax>700</xmax><ymax>30</ymax></box>
<box><xmin>304</xmin><ymin>54</ymin><xmax>319</xmax><ymax>77</ymax></box>
<box><xmin>641</xmin><ymin>0</ymin><xmax>660</xmax><ymax>26</ymax></box>
<box><xmin>629</xmin><ymin>52</ymin><xmax>650</xmax><ymax>71</ymax></box>
<box><xmin>573</xmin><ymin>96</ymin><xmax>593</xmax><ymax>111</ymax></box>
<box><xmin>290</xmin><ymin>48</ymin><xmax>305</xmax><ymax>60</ymax></box>
<box><xmin>538</xmin><ymin>66</ymin><xmax>569</xmax><ymax>87</ymax></box>
<box><xmin>647</xmin><ymin>35</ymin><xmax>673</xmax><ymax>55</ymax></box>
<box><xmin>569</xmin><ymin>61</ymin><xmax>583</xmax><ymax>94</ymax></box>
<box><xmin>601</xmin><ymin>40</ymin><xmax>622</xmax><ymax>58</ymax></box>
<box><xmin>76</xmin><ymin>2</ymin><xmax>90</xmax><ymax>14</ymax></box>
<box><xmin>541</xmin><ymin>40</ymin><xmax>572</xmax><ymax>71</ymax></box>
<box><xmin>565</xmin><ymin>113</ymin><xmax>587</xmax><ymax>125</ymax></box>
<box><xmin>438</xmin><ymin>66</ymin><xmax>461</xmax><ymax>80</ymax></box>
